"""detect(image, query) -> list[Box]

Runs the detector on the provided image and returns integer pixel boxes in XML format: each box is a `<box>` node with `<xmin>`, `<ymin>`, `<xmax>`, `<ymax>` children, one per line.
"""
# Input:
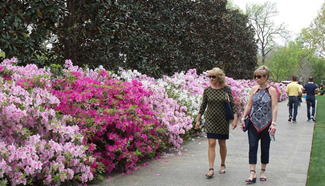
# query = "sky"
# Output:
<box><xmin>231</xmin><ymin>0</ymin><xmax>325</xmax><ymax>38</ymax></box>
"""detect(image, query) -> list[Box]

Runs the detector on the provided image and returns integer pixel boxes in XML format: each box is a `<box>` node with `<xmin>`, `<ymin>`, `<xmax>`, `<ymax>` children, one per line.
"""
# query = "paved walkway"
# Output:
<box><xmin>89</xmin><ymin>101</ymin><xmax>315</xmax><ymax>186</ymax></box>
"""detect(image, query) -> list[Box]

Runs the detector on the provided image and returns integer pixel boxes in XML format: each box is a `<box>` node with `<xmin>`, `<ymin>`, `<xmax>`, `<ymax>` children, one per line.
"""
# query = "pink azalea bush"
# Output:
<box><xmin>234</xmin><ymin>79</ymin><xmax>288</xmax><ymax>103</ymax></box>
<box><xmin>51</xmin><ymin>64</ymin><xmax>166</xmax><ymax>174</ymax></box>
<box><xmin>112</xmin><ymin>68</ymin><xmax>194</xmax><ymax>148</ymax></box>
<box><xmin>0</xmin><ymin>58</ymin><xmax>94</xmax><ymax>185</ymax></box>
<box><xmin>0</xmin><ymin>57</ymin><xmax>288</xmax><ymax>183</ymax></box>
<box><xmin>0</xmin><ymin>58</ymin><xmax>15</xmax><ymax>81</ymax></box>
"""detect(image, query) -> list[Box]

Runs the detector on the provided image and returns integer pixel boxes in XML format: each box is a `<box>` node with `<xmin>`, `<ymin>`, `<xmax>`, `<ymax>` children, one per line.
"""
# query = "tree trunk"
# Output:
<box><xmin>261</xmin><ymin>48</ymin><xmax>266</xmax><ymax>64</ymax></box>
<box><xmin>64</xmin><ymin>0</ymin><xmax>77</xmax><ymax>62</ymax></box>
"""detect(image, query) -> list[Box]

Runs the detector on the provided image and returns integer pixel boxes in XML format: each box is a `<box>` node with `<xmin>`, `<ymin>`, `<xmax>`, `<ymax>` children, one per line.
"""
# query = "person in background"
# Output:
<box><xmin>195</xmin><ymin>67</ymin><xmax>238</xmax><ymax>179</ymax></box>
<box><xmin>240</xmin><ymin>65</ymin><xmax>278</xmax><ymax>183</ymax></box>
<box><xmin>319</xmin><ymin>86</ymin><xmax>324</xmax><ymax>96</ymax></box>
<box><xmin>298</xmin><ymin>81</ymin><xmax>303</xmax><ymax>106</ymax></box>
<box><xmin>286</xmin><ymin>76</ymin><xmax>302</xmax><ymax>123</ymax></box>
<box><xmin>303</xmin><ymin>77</ymin><xmax>318</xmax><ymax>122</ymax></box>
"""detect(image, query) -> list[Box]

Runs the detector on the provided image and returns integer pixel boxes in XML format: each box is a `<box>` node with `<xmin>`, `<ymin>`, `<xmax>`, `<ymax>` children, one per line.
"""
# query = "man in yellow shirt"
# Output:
<box><xmin>286</xmin><ymin>76</ymin><xmax>302</xmax><ymax>123</ymax></box>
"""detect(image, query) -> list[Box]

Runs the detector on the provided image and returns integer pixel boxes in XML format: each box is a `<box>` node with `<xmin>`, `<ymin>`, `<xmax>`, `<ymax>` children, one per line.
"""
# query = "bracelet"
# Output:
<box><xmin>271</xmin><ymin>122</ymin><xmax>276</xmax><ymax>126</ymax></box>
<box><xmin>241</xmin><ymin>116</ymin><xmax>248</xmax><ymax>122</ymax></box>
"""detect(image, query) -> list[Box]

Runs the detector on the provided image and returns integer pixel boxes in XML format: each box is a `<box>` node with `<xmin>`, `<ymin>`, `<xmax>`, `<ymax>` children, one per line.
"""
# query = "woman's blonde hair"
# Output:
<box><xmin>209</xmin><ymin>67</ymin><xmax>227</xmax><ymax>86</ymax></box>
<box><xmin>254</xmin><ymin>65</ymin><xmax>270</xmax><ymax>80</ymax></box>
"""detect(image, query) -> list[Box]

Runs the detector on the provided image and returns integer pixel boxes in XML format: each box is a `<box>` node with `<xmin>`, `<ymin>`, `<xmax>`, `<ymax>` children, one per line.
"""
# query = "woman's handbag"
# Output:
<box><xmin>224</xmin><ymin>87</ymin><xmax>234</xmax><ymax>120</ymax></box>
<box><xmin>243</xmin><ymin>117</ymin><xmax>251</xmax><ymax>132</ymax></box>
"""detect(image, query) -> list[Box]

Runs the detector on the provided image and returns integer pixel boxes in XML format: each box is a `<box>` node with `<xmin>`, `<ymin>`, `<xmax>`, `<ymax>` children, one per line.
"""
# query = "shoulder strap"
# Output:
<box><xmin>265</xmin><ymin>85</ymin><xmax>271</xmax><ymax>92</ymax></box>
<box><xmin>224</xmin><ymin>86</ymin><xmax>230</xmax><ymax>101</ymax></box>
<box><xmin>224</xmin><ymin>86</ymin><xmax>228</xmax><ymax>93</ymax></box>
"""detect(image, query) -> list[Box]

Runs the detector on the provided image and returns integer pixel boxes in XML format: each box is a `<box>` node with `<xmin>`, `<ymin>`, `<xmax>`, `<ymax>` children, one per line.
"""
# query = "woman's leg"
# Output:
<box><xmin>260</xmin><ymin>163</ymin><xmax>267</xmax><ymax>180</ymax></box>
<box><xmin>260</xmin><ymin>129</ymin><xmax>271</xmax><ymax>164</ymax></box>
<box><xmin>245</xmin><ymin>164</ymin><xmax>257</xmax><ymax>181</ymax></box>
<box><xmin>218</xmin><ymin>139</ymin><xmax>227</xmax><ymax>173</ymax></box>
<box><xmin>248</xmin><ymin>127</ymin><xmax>259</xmax><ymax>164</ymax></box>
<box><xmin>260</xmin><ymin>128</ymin><xmax>271</xmax><ymax>180</ymax></box>
<box><xmin>218</xmin><ymin>139</ymin><xmax>227</xmax><ymax>165</ymax></box>
<box><xmin>247</xmin><ymin>127</ymin><xmax>258</xmax><ymax>181</ymax></box>
<box><xmin>207</xmin><ymin>138</ymin><xmax>216</xmax><ymax>176</ymax></box>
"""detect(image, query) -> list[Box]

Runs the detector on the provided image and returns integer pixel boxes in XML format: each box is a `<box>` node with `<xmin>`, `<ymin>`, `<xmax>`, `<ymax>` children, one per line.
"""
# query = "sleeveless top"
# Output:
<box><xmin>199</xmin><ymin>86</ymin><xmax>237</xmax><ymax>135</ymax></box>
<box><xmin>249</xmin><ymin>86</ymin><xmax>272</xmax><ymax>132</ymax></box>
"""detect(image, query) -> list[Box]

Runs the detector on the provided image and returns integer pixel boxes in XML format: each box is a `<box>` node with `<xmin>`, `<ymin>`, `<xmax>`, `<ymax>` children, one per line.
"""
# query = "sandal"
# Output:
<box><xmin>245</xmin><ymin>170</ymin><xmax>256</xmax><ymax>183</ymax></box>
<box><xmin>219</xmin><ymin>164</ymin><xmax>226</xmax><ymax>174</ymax></box>
<box><xmin>205</xmin><ymin>168</ymin><xmax>214</xmax><ymax>179</ymax></box>
<box><xmin>260</xmin><ymin>169</ymin><xmax>267</xmax><ymax>181</ymax></box>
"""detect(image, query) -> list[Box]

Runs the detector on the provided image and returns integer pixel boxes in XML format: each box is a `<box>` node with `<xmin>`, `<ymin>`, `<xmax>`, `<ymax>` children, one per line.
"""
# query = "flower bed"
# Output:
<box><xmin>0</xmin><ymin>58</ymin><xmax>287</xmax><ymax>184</ymax></box>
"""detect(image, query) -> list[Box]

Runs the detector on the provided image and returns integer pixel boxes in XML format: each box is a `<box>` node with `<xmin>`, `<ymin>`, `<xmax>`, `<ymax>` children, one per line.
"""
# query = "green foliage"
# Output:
<box><xmin>265</xmin><ymin>44</ymin><xmax>298</xmax><ymax>82</ymax></box>
<box><xmin>310</xmin><ymin>57</ymin><xmax>325</xmax><ymax>84</ymax></box>
<box><xmin>265</xmin><ymin>40</ymin><xmax>323</xmax><ymax>83</ymax></box>
<box><xmin>0</xmin><ymin>0</ymin><xmax>65</xmax><ymax>66</ymax></box>
<box><xmin>1</xmin><ymin>0</ymin><xmax>257</xmax><ymax>79</ymax></box>
<box><xmin>308</xmin><ymin>96</ymin><xmax>325</xmax><ymax>186</ymax></box>
<box><xmin>300</xmin><ymin>3</ymin><xmax>325</xmax><ymax>58</ymax></box>
<box><xmin>49</xmin><ymin>64</ymin><xmax>64</xmax><ymax>78</ymax></box>
<box><xmin>297</xmin><ymin>1</ymin><xmax>325</xmax><ymax>84</ymax></box>
<box><xmin>124</xmin><ymin>0</ymin><xmax>258</xmax><ymax>79</ymax></box>
<box><xmin>0</xmin><ymin>50</ymin><xmax>5</xmax><ymax>58</ymax></box>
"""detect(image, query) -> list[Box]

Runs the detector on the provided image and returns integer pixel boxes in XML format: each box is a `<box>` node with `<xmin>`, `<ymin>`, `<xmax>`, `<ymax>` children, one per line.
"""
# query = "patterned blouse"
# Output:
<box><xmin>199</xmin><ymin>86</ymin><xmax>237</xmax><ymax>135</ymax></box>
<box><xmin>250</xmin><ymin>87</ymin><xmax>272</xmax><ymax>132</ymax></box>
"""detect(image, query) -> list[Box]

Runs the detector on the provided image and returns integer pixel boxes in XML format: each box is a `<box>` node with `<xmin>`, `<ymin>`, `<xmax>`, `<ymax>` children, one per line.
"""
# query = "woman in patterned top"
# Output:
<box><xmin>240</xmin><ymin>66</ymin><xmax>278</xmax><ymax>183</ymax></box>
<box><xmin>195</xmin><ymin>67</ymin><xmax>238</xmax><ymax>179</ymax></box>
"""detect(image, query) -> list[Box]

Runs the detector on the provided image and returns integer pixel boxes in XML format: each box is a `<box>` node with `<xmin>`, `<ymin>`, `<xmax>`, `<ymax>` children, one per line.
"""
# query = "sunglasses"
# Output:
<box><xmin>207</xmin><ymin>76</ymin><xmax>217</xmax><ymax>79</ymax></box>
<box><xmin>254</xmin><ymin>75</ymin><xmax>266</xmax><ymax>79</ymax></box>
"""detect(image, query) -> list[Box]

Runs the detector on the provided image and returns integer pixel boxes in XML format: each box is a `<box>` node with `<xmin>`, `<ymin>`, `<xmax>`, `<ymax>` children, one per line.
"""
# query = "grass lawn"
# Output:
<box><xmin>307</xmin><ymin>96</ymin><xmax>325</xmax><ymax>186</ymax></box>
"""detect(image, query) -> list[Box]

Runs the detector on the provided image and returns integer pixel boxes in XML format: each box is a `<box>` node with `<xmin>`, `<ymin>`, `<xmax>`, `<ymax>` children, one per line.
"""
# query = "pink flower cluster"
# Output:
<box><xmin>0</xmin><ymin>59</ymin><xmax>93</xmax><ymax>185</ymax></box>
<box><xmin>51</xmin><ymin>68</ymin><xmax>166</xmax><ymax>174</ymax></box>
<box><xmin>233</xmin><ymin>79</ymin><xmax>288</xmax><ymax>103</ymax></box>
<box><xmin>0</xmin><ymin>58</ymin><xmax>17</xmax><ymax>81</ymax></box>
<box><xmin>114</xmin><ymin>68</ymin><xmax>194</xmax><ymax>149</ymax></box>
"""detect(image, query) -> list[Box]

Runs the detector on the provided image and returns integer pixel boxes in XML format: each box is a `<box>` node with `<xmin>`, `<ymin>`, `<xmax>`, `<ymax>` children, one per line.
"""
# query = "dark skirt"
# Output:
<box><xmin>207</xmin><ymin>133</ymin><xmax>229</xmax><ymax>140</ymax></box>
